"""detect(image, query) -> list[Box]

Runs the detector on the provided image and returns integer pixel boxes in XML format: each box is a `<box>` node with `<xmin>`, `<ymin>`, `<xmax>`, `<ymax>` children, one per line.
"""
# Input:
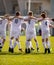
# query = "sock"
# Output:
<box><xmin>42</xmin><ymin>42</ymin><xmax>46</xmax><ymax>49</ymax></box>
<box><xmin>16</xmin><ymin>41</ymin><xmax>21</xmax><ymax>49</ymax></box>
<box><xmin>0</xmin><ymin>39</ymin><xmax>2</xmax><ymax>43</ymax></box>
<box><xmin>29</xmin><ymin>41</ymin><xmax>33</xmax><ymax>48</ymax></box>
<box><xmin>26</xmin><ymin>41</ymin><xmax>30</xmax><ymax>49</ymax></box>
<box><xmin>10</xmin><ymin>39</ymin><xmax>13</xmax><ymax>48</ymax></box>
<box><xmin>13</xmin><ymin>42</ymin><xmax>17</xmax><ymax>48</ymax></box>
<box><xmin>46</xmin><ymin>41</ymin><xmax>50</xmax><ymax>49</ymax></box>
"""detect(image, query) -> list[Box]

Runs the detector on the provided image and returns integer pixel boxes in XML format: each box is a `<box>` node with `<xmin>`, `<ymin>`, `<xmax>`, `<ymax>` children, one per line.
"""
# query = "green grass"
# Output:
<box><xmin>0</xmin><ymin>36</ymin><xmax>54</xmax><ymax>65</ymax></box>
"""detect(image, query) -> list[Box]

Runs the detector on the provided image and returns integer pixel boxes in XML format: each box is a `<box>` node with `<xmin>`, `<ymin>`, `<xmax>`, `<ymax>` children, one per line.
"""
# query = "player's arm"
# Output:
<box><xmin>29</xmin><ymin>16</ymin><xmax>36</xmax><ymax>19</ymax></box>
<box><xmin>24</xmin><ymin>16</ymin><xmax>37</xmax><ymax>21</ymax></box>
<box><xmin>45</xmin><ymin>18</ymin><xmax>54</xmax><ymax>22</ymax></box>
<box><xmin>10</xmin><ymin>16</ymin><xmax>16</xmax><ymax>21</ymax></box>
<box><xmin>23</xmin><ymin>17</ymin><xmax>29</xmax><ymax>21</ymax></box>
<box><xmin>23</xmin><ymin>16</ymin><xmax>30</xmax><ymax>22</ymax></box>
<box><xmin>49</xmin><ymin>24</ymin><xmax>54</xmax><ymax>28</ymax></box>
<box><xmin>18</xmin><ymin>16</ymin><xmax>23</xmax><ymax>20</ymax></box>
<box><xmin>30</xmin><ymin>16</ymin><xmax>44</xmax><ymax>23</ymax></box>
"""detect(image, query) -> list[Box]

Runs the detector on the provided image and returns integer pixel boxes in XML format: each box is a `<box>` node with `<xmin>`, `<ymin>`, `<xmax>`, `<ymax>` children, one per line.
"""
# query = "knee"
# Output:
<box><xmin>3</xmin><ymin>39</ymin><xmax>6</xmax><ymax>42</ymax></box>
<box><xmin>2</xmin><ymin>39</ymin><xmax>6</xmax><ymax>43</ymax></box>
<box><xmin>42</xmin><ymin>39</ymin><xmax>44</xmax><ymax>42</ymax></box>
<box><xmin>11</xmin><ymin>37</ymin><xmax>14</xmax><ymax>40</ymax></box>
<box><xmin>27</xmin><ymin>39</ymin><xmax>31</xmax><ymax>41</ymax></box>
<box><xmin>46</xmin><ymin>38</ymin><xmax>48</xmax><ymax>42</ymax></box>
<box><xmin>16</xmin><ymin>38</ymin><xmax>19</xmax><ymax>42</ymax></box>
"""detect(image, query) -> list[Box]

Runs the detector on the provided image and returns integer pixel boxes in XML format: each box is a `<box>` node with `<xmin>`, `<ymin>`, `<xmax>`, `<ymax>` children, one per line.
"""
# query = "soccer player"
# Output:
<box><xmin>25</xmin><ymin>11</ymin><xmax>39</xmax><ymax>53</ymax></box>
<box><xmin>41</xmin><ymin>13</ymin><xmax>54</xmax><ymax>53</ymax></box>
<box><xmin>9</xmin><ymin>12</ymin><xmax>23</xmax><ymax>53</ymax></box>
<box><xmin>0</xmin><ymin>15</ymin><xmax>9</xmax><ymax>52</ymax></box>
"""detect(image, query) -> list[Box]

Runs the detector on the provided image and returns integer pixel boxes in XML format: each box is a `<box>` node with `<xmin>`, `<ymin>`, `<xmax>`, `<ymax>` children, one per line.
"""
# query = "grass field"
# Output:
<box><xmin>0</xmin><ymin>36</ymin><xmax>54</xmax><ymax>65</ymax></box>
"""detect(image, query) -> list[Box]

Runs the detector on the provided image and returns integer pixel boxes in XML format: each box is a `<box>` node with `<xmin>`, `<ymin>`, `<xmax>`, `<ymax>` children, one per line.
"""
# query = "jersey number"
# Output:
<box><xmin>45</xmin><ymin>21</ymin><xmax>47</xmax><ymax>26</ymax></box>
<box><xmin>15</xmin><ymin>19</ymin><xmax>18</xmax><ymax>24</ymax></box>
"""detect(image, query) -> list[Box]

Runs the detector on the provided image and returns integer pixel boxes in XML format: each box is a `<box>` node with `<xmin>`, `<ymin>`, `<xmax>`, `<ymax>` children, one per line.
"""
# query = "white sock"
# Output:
<box><xmin>10</xmin><ymin>39</ymin><xmax>13</xmax><ymax>48</ymax></box>
<box><xmin>43</xmin><ymin>42</ymin><xmax>46</xmax><ymax>49</ymax></box>
<box><xmin>16</xmin><ymin>41</ymin><xmax>21</xmax><ymax>49</ymax></box>
<box><xmin>13</xmin><ymin>42</ymin><xmax>17</xmax><ymax>48</ymax></box>
<box><xmin>0</xmin><ymin>39</ymin><xmax>2</xmax><ymax>43</ymax></box>
<box><xmin>46</xmin><ymin>41</ymin><xmax>50</xmax><ymax>48</ymax></box>
<box><xmin>26</xmin><ymin>41</ymin><xmax>30</xmax><ymax>49</ymax></box>
<box><xmin>29</xmin><ymin>41</ymin><xmax>33</xmax><ymax>48</ymax></box>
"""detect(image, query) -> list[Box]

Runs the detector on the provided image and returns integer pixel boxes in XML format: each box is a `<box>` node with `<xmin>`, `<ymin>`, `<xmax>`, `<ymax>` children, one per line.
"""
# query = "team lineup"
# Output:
<box><xmin>0</xmin><ymin>11</ymin><xmax>54</xmax><ymax>54</ymax></box>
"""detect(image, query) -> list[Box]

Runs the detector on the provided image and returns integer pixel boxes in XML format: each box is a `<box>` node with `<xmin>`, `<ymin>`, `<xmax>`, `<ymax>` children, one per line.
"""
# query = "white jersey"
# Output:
<box><xmin>41</xmin><ymin>19</ymin><xmax>50</xmax><ymax>32</ymax></box>
<box><xmin>11</xmin><ymin>18</ymin><xmax>23</xmax><ymax>32</ymax></box>
<box><xmin>0</xmin><ymin>19</ymin><xmax>7</xmax><ymax>32</ymax></box>
<box><xmin>26</xmin><ymin>19</ymin><xmax>37</xmax><ymax>32</ymax></box>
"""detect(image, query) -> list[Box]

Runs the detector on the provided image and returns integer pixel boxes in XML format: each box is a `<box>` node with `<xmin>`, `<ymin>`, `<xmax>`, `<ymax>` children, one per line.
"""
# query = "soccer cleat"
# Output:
<box><xmin>0</xmin><ymin>43</ymin><xmax>2</xmax><ymax>52</ymax></box>
<box><xmin>11</xmin><ymin>48</ymin><xmax>14</xmax><ymax>53</ymax></box>
<box><xmin>31</xmin><ymin>47</ymin><xmax>35</xmax><ymax>51</ymax></box>
<box><xmin>9</xmin><ymin>47</ymin><xmax>11</xmax><ymax>52</ymax></box>
<box><xmin>19</xmin><ymin>49</ymin><xmax>23</xmax><ymax>52</ymax></box>
<box><xmin>25</xmin><ymin>48</ymin><xmax>28</xmax><ymax>53</ymax></box>
<box><xmin>48</xmin><ymin>48</ymin><xmax>50</xmax><ymax>54</ymax></box>
<box><xmin>37</xmin><ymin>48</ymin><xmax>39</xmax><ymax>52</ymax></box>
<box><xmin>44</xmin><ymin>48</ymin><xmax>47</xmax><ymax>54</ymax></box>
<box><xmin>9</xmin><ymin>47</ymin><xmax>14</xmax><ymax>53</ymax></box>
<box><xmin>0</xmin><ymin>46</ymin><xmax>2</xmax><ymax>49</ymax></box>
<box><xmin>0</xmin><ymin>43</ymin><xmax>2</xmax><ymax>48</ymax></box>
<box><xmin>28</xmin><ymin>48</ymin><xmax>30</xmax><ymax>53</ymax></box>
<box><xmin>0</xmin><ymin>43</ymin><xmax>1</xmax><ymax>45</ymax></box>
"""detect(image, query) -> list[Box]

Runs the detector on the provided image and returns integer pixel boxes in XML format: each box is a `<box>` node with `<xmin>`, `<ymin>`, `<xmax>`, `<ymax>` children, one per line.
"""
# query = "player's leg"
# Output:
<box><xmin>0</xmin><ymin>32</ymin><xmax>6</xmax><ymax>52</ymax></box>
<box><xmin>0</xmin><ymin>38</ymin><xmax>3</xmax><ymax>52</ymax></box>
<box><xmin>42</xmin><ymin>38</ymin><xmax>48</xmax><ymax>53</ymax></box>
<box><xmin>45</xmin><ymin>31</ymin><xmax>51</xmax><ymax>53</ymax></box>
<box><xmin>25</xmin><ymin>39</ymin><xmax>31</xmax><ymax>53</ymax></box>
<box><xmin>14</xmin><ymin>30</ymin><xmax>23</xmax><ymax>52</ymax></box>
<box><xmin>9</xmin><ymin>30</ymin><xmax>16</xmax><ymax>53</ymax></box>
<box><xmin>29</xmin><ymin>41</ymin><xmax>34</xmax><ymax>51</ymax></box>
<box><xmin>34</xmin><ymin>38</ymin><xmax>39</xmax><ymax>52</ymax></box>
<box><xmin>46</xmin><ymin>38</ymin><xmax>50</xmax><ymax>53</ymax></box>
<box><xmin>42</xmin><ymin>32</ymin><xmax>47</xmax><ymax>53</ymax></box>
<box><xmin>28</xmin><ymin>32</ymin><xmax>35</xmax><ymax>51</ymax></box>
<box><xmin>16</xmin><ymin>38</ymin><xmax>23</xmax><ymax>52</ymax></box>
<box><xmin>13</xmin><ymin>35</ymin><xmax>23</xmax><ymax>52</ymax></box>
<box><xmin>9</xmin><ymin>37</ymin><xmax>14</xmax><ymax>53</ymax></box>
<box><xmin>25</xmin><ymin>31</ymin><xmax>34</xmax><ymax>53</ymax></box>
<box><xmin>33</xmin><ymin>32</ymin><xmax>39</xmax><ymax>52</ymax></box>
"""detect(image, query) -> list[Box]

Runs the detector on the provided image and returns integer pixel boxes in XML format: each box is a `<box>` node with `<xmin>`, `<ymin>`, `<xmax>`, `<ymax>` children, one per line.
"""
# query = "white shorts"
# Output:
<box><xmin>42</xmin><ymin>30</ymin><xmax>50</xmax><ymax>39</ymax></box>
<box><xmin>10</xmin><ymin>30</ymin><xmax>21</xmax><ymax>39</ymax></box>
<box><xmin>0</xmin><ymin>31</ymin><xmax>6</xmax><ymax>39</ymax></box>
<box><xmin>26</xmin><ymin>30</ymin><xmax>36</xmax><ymax>40</ymax></box>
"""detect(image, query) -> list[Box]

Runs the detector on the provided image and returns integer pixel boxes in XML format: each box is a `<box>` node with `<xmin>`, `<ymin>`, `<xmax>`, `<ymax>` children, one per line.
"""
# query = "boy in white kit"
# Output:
<box><xmin>0</xmin><ymin>15</ymin><xmax>8</xmax><ymax>52</ymax></box>
<box><xmin>25</xmin><ymin>11</ymin><xmax>39</xmax><ymax>53</ymax></box>
<box><xmin>41</xmin><ymin>13</ymin><xmax>54</xmax><ymax>53</ymax></box>
<box><xmin>9</xmin><ymin>12</ymin><xmax>23</xmax><ymax>53</ymax></box>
